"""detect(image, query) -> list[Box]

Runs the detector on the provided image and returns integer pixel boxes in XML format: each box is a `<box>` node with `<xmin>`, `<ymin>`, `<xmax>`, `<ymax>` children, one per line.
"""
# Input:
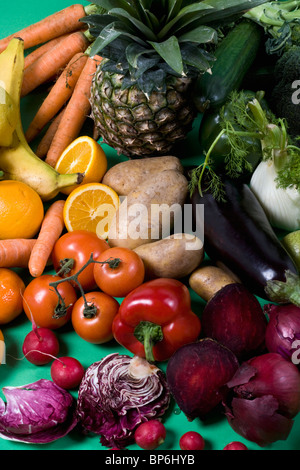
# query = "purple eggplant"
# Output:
<box><xmin>190</xmin><ymin>178</ymin><xmax>298</xmax><ymax>302</ymax></box>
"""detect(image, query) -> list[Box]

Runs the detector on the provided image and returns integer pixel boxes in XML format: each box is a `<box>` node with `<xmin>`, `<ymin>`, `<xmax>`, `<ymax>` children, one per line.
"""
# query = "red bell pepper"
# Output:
<box><xmin>112</xmin><ymin>278</ymin><xmax>201</xmax><ymax>362</ymax></box>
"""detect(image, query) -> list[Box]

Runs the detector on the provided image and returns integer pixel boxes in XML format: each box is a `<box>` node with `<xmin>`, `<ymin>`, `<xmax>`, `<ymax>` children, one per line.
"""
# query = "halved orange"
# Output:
<box><xmin>55</xmin><ymin>136</ymin><xmax>108</xmax><ymax>195</ymax></box>
<box><xmin>63</xmin><ymin>182</ymin><xmax>120</xmax><ymax>239</ymax></box>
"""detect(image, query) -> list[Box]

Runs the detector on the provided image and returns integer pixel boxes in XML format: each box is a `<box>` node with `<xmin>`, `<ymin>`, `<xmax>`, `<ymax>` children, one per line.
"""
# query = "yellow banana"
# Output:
<box><xmin>0</xmin><ymin>87</ymin><xmax>18</xmax><ymax>146</ymax></box>
<box><xmin>0</xmin><ymin>38</ymin><xmax>83</xmax><ymax>200</ymax></box>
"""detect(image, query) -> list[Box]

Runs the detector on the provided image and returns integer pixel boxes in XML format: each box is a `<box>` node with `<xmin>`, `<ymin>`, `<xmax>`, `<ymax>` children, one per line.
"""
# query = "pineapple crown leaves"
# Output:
<box><xmin>83</xmin><ymin>0</ymin><xmax>269</xmax><ymax>93</ymax></box>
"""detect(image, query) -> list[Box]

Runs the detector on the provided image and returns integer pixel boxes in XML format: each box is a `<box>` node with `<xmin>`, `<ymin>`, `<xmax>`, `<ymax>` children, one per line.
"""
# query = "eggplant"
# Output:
<box><xmin>191</xmin><ymin>178</ymin><xmax>298</xmax><ymax>301</ymax></box>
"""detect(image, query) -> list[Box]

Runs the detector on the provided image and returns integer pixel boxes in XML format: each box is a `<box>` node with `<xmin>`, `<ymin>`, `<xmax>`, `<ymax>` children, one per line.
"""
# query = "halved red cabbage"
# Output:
<box><xmin>0</xmin><ymin>379</ymin><xmax>78</xmax><ymax>444</ymax></box>
<box><xmin>76</xmin><ymin>353</ymin><xmax>170</xmax><ymax>449</ymax></box>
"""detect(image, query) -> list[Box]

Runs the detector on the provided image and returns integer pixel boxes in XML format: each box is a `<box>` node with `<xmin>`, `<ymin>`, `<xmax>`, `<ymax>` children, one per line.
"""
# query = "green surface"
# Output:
<box><xmin>0</xmin><ymin>0</ymin><xmax>300</xmax><ymax>452</ymax></box>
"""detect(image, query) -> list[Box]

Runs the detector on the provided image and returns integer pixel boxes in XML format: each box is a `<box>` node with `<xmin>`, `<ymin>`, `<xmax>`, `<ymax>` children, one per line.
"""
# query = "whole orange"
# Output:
<box><xmin>0</xmin><ymin>180</ymin><xmax>44</xmax><ymax>239</ymax></box>
<box><xmin>0</xmin><ymin>268</ymin><xmax>25</xmax><ymax>324</ymax></box>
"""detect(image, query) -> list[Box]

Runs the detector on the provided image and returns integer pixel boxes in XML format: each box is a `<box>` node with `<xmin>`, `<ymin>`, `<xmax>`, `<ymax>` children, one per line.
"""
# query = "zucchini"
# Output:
<box><xmin>193</xmin><ymin>20</ymin><xmax>262</xmax><ymax>113</ymax></box>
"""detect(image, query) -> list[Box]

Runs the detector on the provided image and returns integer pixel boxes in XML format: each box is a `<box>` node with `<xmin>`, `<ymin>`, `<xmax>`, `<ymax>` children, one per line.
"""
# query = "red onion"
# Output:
<box><xmin>201</xmin><ymin>283</ymin><xmax>267</xmax><ymax>359</ymax></box>
<box><xmin>264</xmin><ymin>303</ymin><xmax>300</xmax><ymax>363</ymax></box>
<box><xmin>224</xmin><ymin>352</ymin><xmax>300</xmax><ymax>447</ymax></box>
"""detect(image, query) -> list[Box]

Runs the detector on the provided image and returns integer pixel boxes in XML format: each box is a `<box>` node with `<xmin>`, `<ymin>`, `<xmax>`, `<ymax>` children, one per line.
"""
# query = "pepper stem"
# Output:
<box><xmin>134</xmin><ymin>321</ymin><xmax>163</xmax><ymax>363</ymax></box>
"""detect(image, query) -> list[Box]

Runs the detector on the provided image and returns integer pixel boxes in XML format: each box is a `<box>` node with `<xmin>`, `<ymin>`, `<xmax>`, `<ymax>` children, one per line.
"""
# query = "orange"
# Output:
<box><xmin>0</xmin><ymin>180</ymin><xmax>44</xmax><ymax>239</ymax></box>
<box><xmin>63</xmin><ymin>182</ymin><xmax>120</xmax><ymax>239</ymax></box>
<box><xmin>54</xmin><ymin>136</ymin><xmax>108</xmax><ymax>195</ymax></box>
<box><xmin>0</xmin><ymin>328</ymin><xmax>4</xmax><ymax>365</ymax></box>
<box><xmin>0</xmin><ymin>268</ymin><xmax>25</xmax><ymax>324</ymax></box>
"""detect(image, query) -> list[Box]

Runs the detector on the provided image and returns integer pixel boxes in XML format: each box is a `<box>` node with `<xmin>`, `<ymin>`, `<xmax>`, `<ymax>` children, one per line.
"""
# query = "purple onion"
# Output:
<box><xmin>224</xmin><ymin>353</ymin><xmax>300</xmax><ymax>447</ymax></box>
<box><xmin>201</xmin><ymin>283</ymin><xmax>267</xmax><ymax>359</ymax></box>
<box><xmin>166</xmin><ymin>338</ymin><xmax>239</xmax><ymax>419</ymax></box>
<box><xmin>264</xmin><ymin>303</ymin><xmax>300</xmax><ymax>362</ymax></box>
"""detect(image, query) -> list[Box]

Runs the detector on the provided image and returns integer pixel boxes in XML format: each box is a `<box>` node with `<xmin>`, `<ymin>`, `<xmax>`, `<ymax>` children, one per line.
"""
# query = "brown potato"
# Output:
<box><xmin>189</xmin><ymin>265</ymin><xmax>238</xmax><ymax>302</ymax></box>
<box><xmin>102</xmin><ymin>156</ymin><xmax>183</xmax><ymax>196</ymax></box>
<box><xmin>134</xmin><ymin>233</ymin><xmax>204</xmax><ymax>279</ymax></box>
<box><xmin>108</xmin><ymin>169</ymin><xmax>188</xmax><ymax>250</ymax></box>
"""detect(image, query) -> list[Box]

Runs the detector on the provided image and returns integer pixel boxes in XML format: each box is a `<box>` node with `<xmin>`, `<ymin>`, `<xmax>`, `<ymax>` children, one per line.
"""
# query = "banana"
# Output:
<box><xmin>0</xmin><ymin>38</ymin><xmax>84</xmax><ymax>201</ymax></box>
<box><xmin>0</xmin><ymin>87</ymin><xmax>18</xmax><ymax>146</ymax></box>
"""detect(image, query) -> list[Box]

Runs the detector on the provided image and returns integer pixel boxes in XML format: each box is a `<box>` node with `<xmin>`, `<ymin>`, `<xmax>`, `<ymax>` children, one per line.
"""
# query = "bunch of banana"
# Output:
<box><xmin>0</xmin><ymin>38</ymin><xmax>83</xmax><ymax>200</ymax></box>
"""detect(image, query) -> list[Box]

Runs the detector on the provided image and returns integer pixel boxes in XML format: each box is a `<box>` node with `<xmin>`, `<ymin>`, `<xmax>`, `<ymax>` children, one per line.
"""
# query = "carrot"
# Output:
<box><xmin>24</xmin><ymin>33</ymin><xmax>71</xmax><ymax>69</ymax></box>
<box><xmin>25</xmin><ymin>52</ymin><xmax>89</xmax><ymax>143</ymax></box>
<box><xmin>28</xmin><ymin>200</ymin><xmax>65</xmax><ymax>277</ymax></box>
<box><xmin>0</xmin><ymin>239</ymin><xmax>36</xmax><ymax>268</ymax></box>
<box><xmin>21</xmin><ymin>31</ymin><xmax>91</xmax><ymax>97</ymax></box>
<box><xmin>35</xmin><ymin>109</ymin><xmax>66</xmax><ymax>159</ymax></box>
<box><xmin>0</xmin><ymin>4</ymin><xmax>97</xmax><ymax>53</ymax></box>
<box><xmin>45</xmin><ymin>55</ymin><xmax>102</xmax><ymax>167</ymax></box>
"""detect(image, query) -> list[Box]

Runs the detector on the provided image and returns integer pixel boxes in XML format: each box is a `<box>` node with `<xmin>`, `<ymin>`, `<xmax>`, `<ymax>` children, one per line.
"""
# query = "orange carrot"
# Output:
<box><xmin>36</xmin><ymin>109</ymin><xmax>66</xmax><ymax>158</ymax></box>
<box><xmin>0</xmin><ymin>239</ymin><xmax>36</xmax><ymax>268</ymax></box>
<box><xmin>21</xmin><ymin>30</ymin><xmax>91</xmax><ymax>97</ymax></box>
<box><xmin>28</xmin><ymin>200</ymin><xmax>65</xmax><ymax>277</ymax></box>
<box><xmin>0</xmin><ymin>4</ymin><xmax>94</xmax><ymax>53</ymax></box>
<box><xmin>24</xmin><ymin>33</ymin><xmax>71</xmax><ymax>69</ymax></box>
<box><xmin>45</xmin><ymin>55</ymin><xmax>102</xmax><ymax>167</ymax></box>
<box><xmin>25</xmin><ymin>52</ymin><xmax>88</xmax><ymax>142</ymax></box>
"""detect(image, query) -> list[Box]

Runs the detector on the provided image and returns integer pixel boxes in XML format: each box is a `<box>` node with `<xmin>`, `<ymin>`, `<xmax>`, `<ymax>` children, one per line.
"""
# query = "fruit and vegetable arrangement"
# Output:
<box><xmin>1</xmin><ymin>0</ymin><xmax>300</xmax><ymax>452</ymax></box>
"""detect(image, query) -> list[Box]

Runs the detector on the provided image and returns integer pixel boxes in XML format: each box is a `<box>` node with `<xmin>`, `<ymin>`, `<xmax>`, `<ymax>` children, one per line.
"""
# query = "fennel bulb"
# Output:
<box><xmin>250</xmin><ymin>159</ymin><xmax>300</xmax><ymax>231</ymax></box>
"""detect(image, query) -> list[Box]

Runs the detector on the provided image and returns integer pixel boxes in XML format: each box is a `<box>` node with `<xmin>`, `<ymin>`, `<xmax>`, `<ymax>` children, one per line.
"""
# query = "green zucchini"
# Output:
<box><xmin>193</xmin><ymin>20</ymin><xmax>262</xmax><ymax>113</ymax></box>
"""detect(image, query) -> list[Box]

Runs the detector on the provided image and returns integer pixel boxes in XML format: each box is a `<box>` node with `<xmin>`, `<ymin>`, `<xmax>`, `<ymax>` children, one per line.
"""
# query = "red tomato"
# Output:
<box><xmin>23</xmin><ymin>275</ymin><xmax>77</xmax><ymax>330</ymax></box>
<box><xmin>71</xmin><ymin>291</ymin><xmax>119</xmax><ymax>344</ymax></box>
<box><xmin>51</xmin><ymin>230</ymin><xmax>109</xmax><ymax>291</ymax></box>
<box><xmin>93</xmin><ymin>247</ymin><xmax>145</xmax><ymax>298</ymax></box>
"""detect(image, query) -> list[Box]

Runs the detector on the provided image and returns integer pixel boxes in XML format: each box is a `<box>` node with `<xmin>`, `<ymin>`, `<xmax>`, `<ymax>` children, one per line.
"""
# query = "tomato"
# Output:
<box><xmin>0</xmin><ymin>268</ymin><xmax>25</xmax><ymax>324</ymax></box>
<box><xmin>93</xmin><ymin>247</ymin><xmax>145</xmax><ymax>298</ymax></box>
<box><xmin>23</xmin><ymin>274</ymin><xmax>77</xmax><ymax>330</ymax></box>
<box><xmin>51</xmin><ymin>230</ymin><xmax>110</xmax><ymax>291</ymax></box>
<box><xmin>71</xmin><ymin>291</ymin><xmax>119</xmax><ymax>344</ymax></box>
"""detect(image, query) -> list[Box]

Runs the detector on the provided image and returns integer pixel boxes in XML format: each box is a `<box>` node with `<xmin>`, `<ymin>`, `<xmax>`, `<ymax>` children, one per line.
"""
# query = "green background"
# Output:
<box><xmin>0</xmin><ymin>0</ymin><xmax>300</xmax><ymax>451</ymax></box>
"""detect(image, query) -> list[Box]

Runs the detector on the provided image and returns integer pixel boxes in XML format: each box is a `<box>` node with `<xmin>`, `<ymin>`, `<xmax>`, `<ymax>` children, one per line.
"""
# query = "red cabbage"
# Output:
<box><xmin>0</xmin><ymin>379</ymin><xmax>78</xmax><ymax>444</ymax></box>
<box><xmin>76</xmin><ymin>353</ymin><xmax>170</xmax><ymax>449</ymax></box>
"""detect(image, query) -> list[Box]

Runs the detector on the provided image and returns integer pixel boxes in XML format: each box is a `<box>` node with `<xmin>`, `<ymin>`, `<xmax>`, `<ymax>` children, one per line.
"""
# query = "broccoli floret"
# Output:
<box><xmin>270</xmin><ymin>45</ymin><xmax>300</xmax><ymax>140</ymax></box>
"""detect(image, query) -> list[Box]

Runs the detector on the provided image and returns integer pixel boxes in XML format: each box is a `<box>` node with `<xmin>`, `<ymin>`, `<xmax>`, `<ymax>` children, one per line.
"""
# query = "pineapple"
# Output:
<box><xmin>83</xmin><ymin>0</ymin><xmax>268</xmax><ymax>158</ymax></box>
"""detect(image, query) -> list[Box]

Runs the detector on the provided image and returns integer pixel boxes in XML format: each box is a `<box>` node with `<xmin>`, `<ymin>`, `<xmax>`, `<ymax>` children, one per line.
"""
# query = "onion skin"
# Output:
<box><xmin>264</xmin><ymin>303</ymin><xmax>300</xmax><ymax>361</ymax></box>
<box><xmin>166</xmin><ymin>338</ymin><xmax>239</xmax><ymax>419</ymax></box>
<box><xmin>201</xmin><ymin>283</ymin><xmax>267</xmax><ymax>359</ymax></box>
<box><xmin>224</xmin><ymin>353</ymin><xmax>300</xmax><ymax>447</ymax></box>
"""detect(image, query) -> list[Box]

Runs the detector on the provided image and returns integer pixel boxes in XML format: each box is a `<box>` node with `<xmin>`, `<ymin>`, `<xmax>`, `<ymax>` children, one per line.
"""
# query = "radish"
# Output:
<box><xmin>179</xmin><ymin>431</ymin><xmax>205</xmax><ymax>450</ymax></box>
<box><xmin>22</xmin><ymin>326</ymin><xmax>59</xmax><ymax>365</ymax></box>
<box><xmin>223</xmin><ymin>441</ymin><xmax>248</xmax><ymax>450</ymax></box>
<box><xmin>134</xmin><ymin>420</ymin><xmax>166</xmax><ymax>450</ymax></box>
<box><xmin>51</xmin><ymin>356</ymin><xmax>85</xmax><ymax>389</ymax></box>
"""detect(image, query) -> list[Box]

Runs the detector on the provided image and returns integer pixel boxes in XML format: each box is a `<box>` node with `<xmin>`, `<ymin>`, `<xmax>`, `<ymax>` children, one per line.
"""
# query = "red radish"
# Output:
<box><xmin>134</xmin><ymin>420</ymin><xmax>166</xmax><ymax>450</ymax></box>
<box><xmin>51</xmin><ymin>356</ymin><xmax>85</xmax><ymax>389</ymax></box>
<box><xmin>179</xmin><ymin>431</ymin><xmax>205</xmax><ymax>450</ymax></box>
<box><xmin>22</xmin><ymin>327</ymin><xmax>59</xmax><ymax>365</ymax></box>
<box><xmin>223</xmin><ymin>441</ymin><xmax>248</xmax><ymax>450</ymax></box>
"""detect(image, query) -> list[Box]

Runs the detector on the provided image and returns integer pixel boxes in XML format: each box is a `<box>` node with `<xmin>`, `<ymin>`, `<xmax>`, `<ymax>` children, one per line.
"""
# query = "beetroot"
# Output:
<box><xmin>201</xmin><ymin>283</ymin><xmax>267</xmax><ymax>359</ymax></box>
<box><xmin>166</xmin><ymin>338</ymin><xmax>239</xmax><ymax>419</ymax></box>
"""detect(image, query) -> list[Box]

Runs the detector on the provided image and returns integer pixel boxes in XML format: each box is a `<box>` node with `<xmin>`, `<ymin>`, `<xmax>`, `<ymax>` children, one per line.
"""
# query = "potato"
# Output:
<box><xmin>102</xmin><ymin>156</ymin><xmax>183</xmax><ymax>196</ymax></box>
<box><xmin>108</xmin><ymin>169</ymin><xmax>188</xmax><ymax>250</ymax></box>
<box><xmin>134</xmin><ymin>233</ymin><xmax>204</xmax><ymax>279</ymax></box>
<box><xmin>189</xmin><ymin>265</ymin><xmax>238</xmax><ymax>302</ymax></box>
